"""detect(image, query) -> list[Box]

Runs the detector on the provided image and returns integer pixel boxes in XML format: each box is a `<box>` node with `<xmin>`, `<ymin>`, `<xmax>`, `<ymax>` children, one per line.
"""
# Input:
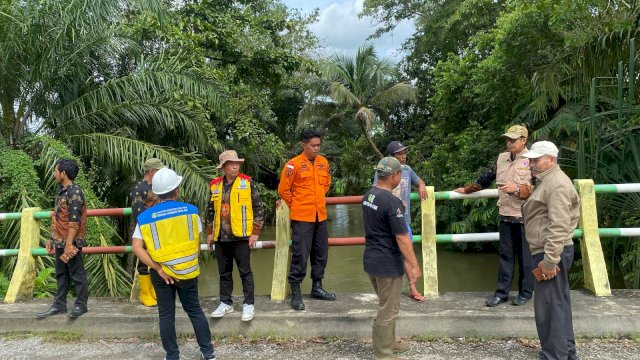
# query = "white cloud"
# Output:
<box><xmin>283</xmin><ymin>0</ymin><xmax>414</xmax><ymax>63</ymax></box>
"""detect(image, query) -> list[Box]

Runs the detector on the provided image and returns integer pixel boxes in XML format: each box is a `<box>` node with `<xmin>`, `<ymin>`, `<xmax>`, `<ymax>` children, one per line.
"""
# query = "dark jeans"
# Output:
<box><xmin>288</xmin><ymin>219</ymin><xmax>329</xmax><ymax>284</ymax></box>
<box><xmin>52</xmin><ymin>247</ymin><xmax>89</xmax><ymax>310</ymax></box>
<box><xmin>216</xmin><ymin>239</ymin><xmax>254</xmax><ymax>305</ymax></box>
<box><xmin>150</xmin><ymin>270</ymin><xmax>214</xmax><ymax>360</ymax></box>
<box><xmin>494</xmin><ymin>220</ymin><xmax>534</xmax><ymax>299</ymax></box>
<box><xmin>534</xmin><ymin>247</ymin><xmax>576</xmax><ymax>360</ymax></box>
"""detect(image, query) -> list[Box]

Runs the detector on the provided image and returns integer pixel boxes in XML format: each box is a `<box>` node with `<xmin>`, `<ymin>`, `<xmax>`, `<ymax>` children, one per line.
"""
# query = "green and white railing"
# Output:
<box><xmin>270</xmin><ymin>180</ymin><xmax>640</xmax><ymax>300</ymax></box>
<box><xmin>2</xmin><ymin>181</ymin><xmax>639</xmax><ymax>302</ymax></box>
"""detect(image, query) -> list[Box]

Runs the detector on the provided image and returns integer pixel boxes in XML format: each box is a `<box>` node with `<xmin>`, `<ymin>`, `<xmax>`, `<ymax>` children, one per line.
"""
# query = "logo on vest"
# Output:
<box><xmin>238</xmin><ymin>179</ymin><xmax>248</xmax><ymax>190</ymax></box>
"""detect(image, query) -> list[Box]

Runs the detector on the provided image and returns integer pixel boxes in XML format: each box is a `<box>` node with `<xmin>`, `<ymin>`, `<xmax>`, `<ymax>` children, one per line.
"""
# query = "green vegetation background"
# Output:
<box><xmin>1</xmin><ymin>0</ymin><xmax>639</xmax><ymax>297</ymax></box>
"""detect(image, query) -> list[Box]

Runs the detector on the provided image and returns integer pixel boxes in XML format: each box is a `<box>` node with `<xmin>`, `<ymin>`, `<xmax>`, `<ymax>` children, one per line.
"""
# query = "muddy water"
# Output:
<box><xmin>197</xmin><ymin>204</ymin><xmax>505</xmax><ymax>297</ymax></box>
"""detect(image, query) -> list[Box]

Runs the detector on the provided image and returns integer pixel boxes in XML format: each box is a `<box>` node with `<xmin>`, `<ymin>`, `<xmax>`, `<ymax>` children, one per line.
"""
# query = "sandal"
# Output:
<box><xmin>408</xmin><ymin>292</ymin><xmax>426</xmax><ymax>303</ymax></box>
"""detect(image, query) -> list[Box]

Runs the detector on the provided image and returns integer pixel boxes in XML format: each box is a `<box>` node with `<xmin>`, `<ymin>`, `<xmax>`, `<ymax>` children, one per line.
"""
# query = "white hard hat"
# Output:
<box><xmin>152</xmin><ymin>168</ymin><xmax>183</xmax><ymax>195</ymax></box>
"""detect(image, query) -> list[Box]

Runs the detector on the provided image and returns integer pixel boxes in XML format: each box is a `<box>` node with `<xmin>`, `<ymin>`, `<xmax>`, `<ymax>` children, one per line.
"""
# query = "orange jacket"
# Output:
<box><xmin>278</xmin><ymin>153</ymin><xmax>331</xmax><ymax>222</ymax></box>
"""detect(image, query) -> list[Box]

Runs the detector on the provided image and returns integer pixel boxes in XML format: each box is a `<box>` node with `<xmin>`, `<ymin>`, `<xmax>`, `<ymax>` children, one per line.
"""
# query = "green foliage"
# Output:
<box><xmin>0</xmin><ymin>271</ymin><xmax>9</xmax><ymax>297</ymax></box>
<box><xmin>300</xmin><ymin>44</ymin><xmax>417</xmax><ymax>158</ymax></box>
<box><xmin>33</xmin><ymin>267</ymin><xmax>57</xmax><ymax>298</ymax></box>
<box><xmin>0</xmin><ymin>144</ymin><xmax>46</xmax><ymax>209</ymax></box>
<box><xmin>0</xmin><ymin>144</ymin><xmax>48</xmax><ymax>274</ymax></box>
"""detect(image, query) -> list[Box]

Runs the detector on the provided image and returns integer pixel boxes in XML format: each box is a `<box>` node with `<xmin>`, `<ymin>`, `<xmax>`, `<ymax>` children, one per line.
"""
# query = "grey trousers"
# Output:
<box><xmin>533</xmin><ymin>246</ymin><xmax>577</xmax><ymax>360</ymax></box>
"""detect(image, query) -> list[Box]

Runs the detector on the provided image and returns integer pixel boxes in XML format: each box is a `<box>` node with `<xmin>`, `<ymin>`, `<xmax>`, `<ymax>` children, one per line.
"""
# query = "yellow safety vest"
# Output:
<box><xmin>209</xmin><ymin>174</ymin><xmax>254</xmax><ymax>241</ymax></box>
<box><xmin>138</xmin><ymin>201</ymin><xmax>201</xmax><ymax>280</ymax></box>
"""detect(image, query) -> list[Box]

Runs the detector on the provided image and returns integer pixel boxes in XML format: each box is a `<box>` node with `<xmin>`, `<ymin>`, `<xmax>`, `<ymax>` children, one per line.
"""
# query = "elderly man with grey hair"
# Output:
<box><xmin>522</xmin><ymin>141</ymin><xmax>580</xmax><ymax>360</ymax></box>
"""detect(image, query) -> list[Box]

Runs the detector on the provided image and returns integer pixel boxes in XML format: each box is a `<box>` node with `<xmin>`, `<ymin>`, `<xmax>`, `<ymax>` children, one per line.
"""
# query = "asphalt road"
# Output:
<box><xmin>1</xmin><ymin>336</ymin><xmax>638</xmax><ymax>359</ymax></box>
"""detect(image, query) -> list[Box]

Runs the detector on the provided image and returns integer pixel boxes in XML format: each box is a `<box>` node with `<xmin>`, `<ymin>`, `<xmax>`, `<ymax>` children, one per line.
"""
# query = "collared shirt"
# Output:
<box><xmin>522</xmin><ymin>165</ymin><xmax>580</xmax><ymax>269</ymax></box>
<box><xmin>277</xmin><ymin>153</ymin><xmax>331</xmax><ymax>222</ymax></box>
<box><xmin>205</xmin><ymin>178</ymin><xmax>264</xmax><ymax>241</ymax></box>
<box><xmin>129</xmin><ymin>179</ymin><xmax>157</xmax><ymax>234</ymax></box>
<box><xmin>50</xmin><ymin>183</ymin><xmax>87</xmax><ymax>248</ymax></box>
<box><xmin>472</xmin><ymin>148</ymin><xmax>533</xmax><ymax>219</ymax></box>
<box><xmin>372</xmin><ymin>164</ymin><xmax>422</xmax><ymax>224</ymax></box>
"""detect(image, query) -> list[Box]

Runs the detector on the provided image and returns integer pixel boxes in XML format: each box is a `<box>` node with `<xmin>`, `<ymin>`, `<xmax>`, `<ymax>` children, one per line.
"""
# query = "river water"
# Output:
<box><xmin>197</xmin><ymin>204</ymin><xmax>507</xmax><ymax>297</ymax></box>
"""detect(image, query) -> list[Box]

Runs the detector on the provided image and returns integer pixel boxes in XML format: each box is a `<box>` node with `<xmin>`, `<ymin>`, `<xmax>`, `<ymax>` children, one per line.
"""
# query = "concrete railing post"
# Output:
<box><xmin>5</xmin><ymin>207</ymin><xmax>41</xmax><ymax>303</ymax></box>
<box><xmin>421</xmin><ymin>186</ymin><xmax>438</xmax><ymax>298</ymax></box>
<box><xmin>270</xmin><ymin>201</ymin><xmax>291</xmax><ymax>301</ymax></box>
<box><xmin>574</xmin><ymin>179</ymin><xmax>611</xmax><ymax>296</ymax></box>
<box><xmin>129</xmin><ymin>270</ymin><xmax>141</xmax><ymax>303</ymax></box>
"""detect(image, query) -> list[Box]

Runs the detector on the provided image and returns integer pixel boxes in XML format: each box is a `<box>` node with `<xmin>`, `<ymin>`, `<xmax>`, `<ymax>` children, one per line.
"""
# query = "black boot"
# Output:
<box><xmin>311</xmin><ymin>279</ymin><xmax>336</xmax><ymax>301</ymax></box>
<box><xmin>290</xmin><ymin>282</ymin><xmax>305</xmax><ymax>311</ymax></box>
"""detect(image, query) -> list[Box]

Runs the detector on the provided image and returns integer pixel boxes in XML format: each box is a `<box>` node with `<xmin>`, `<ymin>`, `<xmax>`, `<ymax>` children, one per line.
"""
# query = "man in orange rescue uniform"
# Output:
<box><xmin>278</xmin><ymin>129</ymin><xmax>336</xmax><ymax>311</ymax></box>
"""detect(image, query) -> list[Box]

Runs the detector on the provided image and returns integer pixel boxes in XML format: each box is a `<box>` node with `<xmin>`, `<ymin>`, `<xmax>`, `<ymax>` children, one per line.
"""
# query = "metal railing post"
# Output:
<box><xmin>574</xmin><ymin>179</ymin><xmax>611</xmax><ymax>296</ymax></box>
<box><xmin>270</xmin><ymin>202</ymin><xmax>291</xmax><ymax>301</ymax></box>
<box><xmin>421</xmin><ymin>186</ymin><xmax>438</xmax><ymax>298</ymax></box>
<box><xmin>4</xmin><ymin>207</ymin><xmax>41</xmax><ymax>303</ymax></box>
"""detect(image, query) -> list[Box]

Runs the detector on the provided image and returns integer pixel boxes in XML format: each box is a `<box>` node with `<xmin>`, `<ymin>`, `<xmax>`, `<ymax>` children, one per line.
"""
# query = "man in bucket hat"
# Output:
<box><xmin>454</xmin><ymin>125</ymin><xmax>535</xmax><ymax>307</ymax></box>
<box><xmin>206</xmin><ymin>150</ymin><xmax>263</xmax><ymax>322</ymax></box>
<box><xmin>130</xmin><ymin>158</ymin><xmax>166</xmax><ymax>307</ymax></box>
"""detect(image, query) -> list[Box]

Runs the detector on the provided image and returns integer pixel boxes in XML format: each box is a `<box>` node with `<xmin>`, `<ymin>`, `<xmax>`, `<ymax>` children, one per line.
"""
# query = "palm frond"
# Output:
<box><xmin>71</xmin><ymin>133</ymin><xmax>216</xmax><ymax>210</ymax></box>
<box><xmin>369</xmin><ymin>82</ymin><xmax>417</xmax><ymax>108</ymax></box>
<box><xmin>329</xmin><ymin>82</ymin><xmax>361</xmax><ymax>108</ymax></box>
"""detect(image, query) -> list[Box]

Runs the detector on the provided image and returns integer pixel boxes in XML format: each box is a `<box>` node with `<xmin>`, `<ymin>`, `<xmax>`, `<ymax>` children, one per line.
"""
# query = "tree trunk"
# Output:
<box><xmin>357</xmin><ymin>116</ymin><xmax>383</xmax><ymax>158</ymax></box>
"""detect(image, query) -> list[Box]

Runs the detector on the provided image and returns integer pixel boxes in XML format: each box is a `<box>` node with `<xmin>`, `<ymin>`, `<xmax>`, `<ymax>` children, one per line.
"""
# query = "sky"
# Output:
<box><xmin>281</xmin><ymin>0</ymin><xmax>415</xmax><ymax>62</ymax></box>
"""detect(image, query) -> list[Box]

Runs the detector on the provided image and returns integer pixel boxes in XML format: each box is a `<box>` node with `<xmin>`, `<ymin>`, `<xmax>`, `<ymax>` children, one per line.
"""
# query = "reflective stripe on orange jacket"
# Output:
<box><xmin>277</xmin><ymin>154</ymin><xmax>331</xmax><ymax>222</ymax></box>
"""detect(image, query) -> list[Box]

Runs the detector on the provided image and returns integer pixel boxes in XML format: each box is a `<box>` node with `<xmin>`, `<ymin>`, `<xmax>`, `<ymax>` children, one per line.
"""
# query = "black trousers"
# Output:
<box><xmin>135</xmin><ymin>241</ymin><xmax>150</xmax><ymax>275</ymax></box>
<box><xmin>494</xmin><ymin>220</ymin><xmax>534</xmax><ymax>299</ymax></box>
<box><xmin>288</xmin><ymin>219</ymin><xmax>329</xmax><ymax>284</ymax></box>
<box><xmin>150</xmin><ymin>270</ymin><xmax>214</xmax><ymax>360</ymax></box>
<box><xmin>216</xmin><ymin>240</ymin><xmax>254</xmax><ymax>305</ymax></box>
<box><xmin>52</xmin><ymin>247</ymin><xmax>89</xmax><ymax>309</ymax></box>
<box><xmin>534</xmin><ymin>246</ymin><xmax>577</xmax><ymax>360</ymax></box>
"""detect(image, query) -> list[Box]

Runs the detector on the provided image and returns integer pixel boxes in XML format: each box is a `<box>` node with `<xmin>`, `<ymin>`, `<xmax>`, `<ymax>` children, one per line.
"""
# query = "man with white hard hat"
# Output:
<box><xmin>132</xmin><ymin>168</ymin><xmax>215</xmax><ymax>360</ymax></box>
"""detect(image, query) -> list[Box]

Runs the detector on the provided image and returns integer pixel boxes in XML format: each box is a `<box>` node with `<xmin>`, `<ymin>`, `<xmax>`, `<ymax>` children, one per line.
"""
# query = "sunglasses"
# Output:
<box><xmin>506</xmin><ymin>137</ymin><xmax>525</xmax><ymax>143</ymax></box>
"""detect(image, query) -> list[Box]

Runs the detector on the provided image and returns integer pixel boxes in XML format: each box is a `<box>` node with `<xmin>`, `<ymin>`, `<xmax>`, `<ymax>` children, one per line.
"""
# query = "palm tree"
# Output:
<box><xmin>0</xmin><ymin>0</ymin><xmax>224</xmax><ymax>204</ymax></box>
<box><xmin>0</xmin><ymin>0</ymin><xmax>225</xmax><ymax>296</ymax></box>
<box><xmin>299</xmin><ymin>44</ymin><xmax>417</xmax><ymax>157</ymax></box>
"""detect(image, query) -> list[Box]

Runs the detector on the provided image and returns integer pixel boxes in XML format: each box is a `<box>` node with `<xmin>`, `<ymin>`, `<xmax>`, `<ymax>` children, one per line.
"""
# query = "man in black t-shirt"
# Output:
<box><xmin>363</xmin><ymin>157</ymin><xmax>421</xmax><ymax>359</ymax></box>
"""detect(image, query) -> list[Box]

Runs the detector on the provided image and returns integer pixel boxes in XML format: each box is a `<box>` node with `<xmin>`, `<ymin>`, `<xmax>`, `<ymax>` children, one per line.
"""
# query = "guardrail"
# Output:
<box><xmin>2</xmin><ymin>181</ymin><xmax>639</xmax><ymax>303</ymax></box>
<box><xmin>270</xmin><ymin>180</ymin><xmax>640</xmax><ymax>300</ymax></box>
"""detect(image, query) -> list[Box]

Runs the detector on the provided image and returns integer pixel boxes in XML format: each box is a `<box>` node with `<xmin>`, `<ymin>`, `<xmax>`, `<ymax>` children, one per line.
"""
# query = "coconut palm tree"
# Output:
<box><xmin>299</xmin><ymin>44</ymin><xmax>417</xmax><ymax>157</ymax></box>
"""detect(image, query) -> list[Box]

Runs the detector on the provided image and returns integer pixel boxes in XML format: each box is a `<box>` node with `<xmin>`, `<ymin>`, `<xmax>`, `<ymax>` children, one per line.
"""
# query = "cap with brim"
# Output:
<box><xmin>502</xmin><ymin>125</ymin><xmax>528</xmax><ymax>139</ymax></box>
<box><xmin>217</xmin><ymin>150</ymin><xmax>245</xmax><ymax>169</ymax></box>
<box><xmin>375</xmin><ymin>157</ymin><xmax>403</xmax><ymax>176</ymax></box>
<box><xmin>522</xmin><ymin>141</ymin><xmax>559</xmax><ymax>158</ymax></box>
<box><xmin>386</xmin><ymin>141</ymin><xmax>408</xmax><ymax>155</ymax></box>
<box><xmin>143</xmin><ymin>158</ymin><xmax>166</xmax><ymax>171</ymax></box>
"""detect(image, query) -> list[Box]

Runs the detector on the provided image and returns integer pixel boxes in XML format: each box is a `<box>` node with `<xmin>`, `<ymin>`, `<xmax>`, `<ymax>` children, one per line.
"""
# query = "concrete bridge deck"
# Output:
<box><xmin>0</xmin><ymin>290</ymin><xmax>638</xmax><ymax>339</ymax></box>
